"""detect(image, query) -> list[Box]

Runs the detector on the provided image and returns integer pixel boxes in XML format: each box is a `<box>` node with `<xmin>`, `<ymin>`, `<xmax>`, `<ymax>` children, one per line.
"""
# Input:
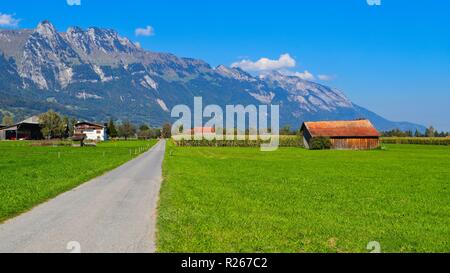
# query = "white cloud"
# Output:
<box><xmin>67</xmin><ymin>0</ymin><xmax>81</xmax><ymax>6</ymax></box>
<box><xmin>231</xmin><ymin>53</ymin><xmax>296</xmax><ymax>72</ymax></box>
<box><xmin>232</xmin><ymin>53</ymin><xmax>335</xmax><ymax>82</ymax></box>
<box><xmin>317</xmin><ymin>74</ymin><xmax>335</xmax><ymax>81</ymax></box>
<box><xmin>294</xmin><ymin>70</ymin><xmax>315</xmax><ymax>81</ymax></box>
<box><xmin>135</xmin><ymin>26</ymin><xmax>155</xmax><ymax>37</ymax></box>
<box><xmin>0</xmin><ymin>13</ymin><xmax>20</xmax><ymax>27</ymax></box>
<box><xmin>279</xmin><ymin>69</ymin><xmax>316</xmax><ymax>81</ymax></box>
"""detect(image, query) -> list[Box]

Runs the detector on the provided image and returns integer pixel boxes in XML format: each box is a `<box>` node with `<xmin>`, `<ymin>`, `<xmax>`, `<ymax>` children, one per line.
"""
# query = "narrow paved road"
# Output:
<box><xmin>0</xmin><ymin>140</ymin><xmax>166</xmax><ymax>253</ymax></box>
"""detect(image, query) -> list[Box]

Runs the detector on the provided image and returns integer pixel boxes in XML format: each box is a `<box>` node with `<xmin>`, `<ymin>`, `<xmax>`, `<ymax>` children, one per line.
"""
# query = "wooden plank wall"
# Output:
<box><xmin>330</xmin><ymin>138</ymin><xmax>380</xmax><ymax>150</ymax></box>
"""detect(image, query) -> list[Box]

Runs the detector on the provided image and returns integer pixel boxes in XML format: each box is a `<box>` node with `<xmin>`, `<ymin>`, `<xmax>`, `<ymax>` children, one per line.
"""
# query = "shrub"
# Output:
<box><xmin>310</xmin><ymin>137</ymin><xmax>332</xmax><ymax>150</ymax></box>
<box><xmin>280</xmin><ymin>135</ymin><xmax>304</xmax><ymax>147</ymax></box>
<box><xmin>30</xmin><ymin>140</ymin><xmax>74</xmax><ymax>147</ymax></box>
<box><xmin>173</xmin><ymin>135</ymin><xmax>304</xmax><ymax>148</ymax></box>
<box><xmin>382</xmin><ymin>137</ymin><xmax>450</xmax><ymax>146</ymax></box>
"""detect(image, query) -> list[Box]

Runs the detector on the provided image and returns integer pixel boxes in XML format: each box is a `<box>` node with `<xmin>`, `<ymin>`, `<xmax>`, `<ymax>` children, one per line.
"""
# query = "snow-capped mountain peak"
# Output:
<box><xmin>215</xmin><ymin>65</ymin><xmax>256</xmax><ymax>82</ymax></box>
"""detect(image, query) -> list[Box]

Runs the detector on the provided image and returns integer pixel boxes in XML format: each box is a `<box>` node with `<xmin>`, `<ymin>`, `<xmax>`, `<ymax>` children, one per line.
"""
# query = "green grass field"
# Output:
<box><xmin>0</xmin><ymin>140</ymin><xmax>157</xmax><ymax>223</ymax></box>
<box><xmin>158</xmin><ymin>143</ymin><xmax>450</xmax><ymax>253</ymax></box>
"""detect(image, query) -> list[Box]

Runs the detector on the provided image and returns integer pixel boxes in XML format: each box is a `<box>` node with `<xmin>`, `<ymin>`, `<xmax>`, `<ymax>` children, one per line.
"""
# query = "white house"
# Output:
<box><xmin>74</xmin><ymin>122</ymin><xmax>107</xmax><ymax>141</ymax></box>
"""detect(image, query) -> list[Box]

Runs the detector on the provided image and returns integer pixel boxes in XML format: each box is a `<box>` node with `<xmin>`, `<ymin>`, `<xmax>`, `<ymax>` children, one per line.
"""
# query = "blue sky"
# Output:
<box><xmin>1</xmin><ymin>0</ymin><xmax>449</xmax><ymax>131</ymax></box>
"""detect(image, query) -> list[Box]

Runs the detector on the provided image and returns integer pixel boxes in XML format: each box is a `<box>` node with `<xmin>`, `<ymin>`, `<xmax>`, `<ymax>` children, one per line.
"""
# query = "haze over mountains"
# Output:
<box><xmin>0</xmin><ymin>21</ymin><xmax>424</xmax><ymax>131</ymax></box>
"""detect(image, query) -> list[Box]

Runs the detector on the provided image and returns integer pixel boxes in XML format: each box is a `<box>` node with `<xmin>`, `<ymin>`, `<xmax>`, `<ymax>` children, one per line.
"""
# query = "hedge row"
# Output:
<box><xmin>30</xmin><ymin>140</ymin><xmax>74</xmax><ymax>147</ymax></box>
<box><xmin>382</xmin><ymin>137</ymin><xmax>450</xmax><ymax>146</ymax></box>
<box><xmin>173</xmin><ymin>136</ymin><xmax>303</xmax><ymax>148</ymax></box>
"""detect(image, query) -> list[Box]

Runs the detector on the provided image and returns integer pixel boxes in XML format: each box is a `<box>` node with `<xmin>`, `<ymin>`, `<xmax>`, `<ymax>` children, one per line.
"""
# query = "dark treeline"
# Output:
<box><xmin>382</xmin><ymin>126</ymin><xmax>449</xmax><ymax>138</ymax></box>
<box><xmin>105</xmin><ymin>119</ymin><xmax>165</xmax><ymax>140</ymax></box>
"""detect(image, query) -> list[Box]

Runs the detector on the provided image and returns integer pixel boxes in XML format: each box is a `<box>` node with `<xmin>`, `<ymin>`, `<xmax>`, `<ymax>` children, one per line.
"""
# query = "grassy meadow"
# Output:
<box><xmin>0</xmin><ymin>140</ymin><xmax>157</xmax><ymax>222</ymax></box>
<box><xmin>158</xmin><ymin>143</ymin><xmax>450</xmax><ymax>253</ymax></box>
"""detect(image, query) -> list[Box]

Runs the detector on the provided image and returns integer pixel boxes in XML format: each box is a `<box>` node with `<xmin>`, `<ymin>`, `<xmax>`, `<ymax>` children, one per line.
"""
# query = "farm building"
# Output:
<box><xmin>74</xmin><ymin>122</ymin><xmax>108</xmax><ymax>141</ymax></box>
<box><xmin>190</xmin><ymin>127</ymin><xmax>216</xmax><ymax>135</ymax></box>
<box><xmin>301</xmin><ymin>119</ymin><xmax>381</xmax><ymax>150</ymax></box>
<box><xmin>0</xmin><ymin>116</ymin><xmax>43</xmax><ymax>140</ymax></box>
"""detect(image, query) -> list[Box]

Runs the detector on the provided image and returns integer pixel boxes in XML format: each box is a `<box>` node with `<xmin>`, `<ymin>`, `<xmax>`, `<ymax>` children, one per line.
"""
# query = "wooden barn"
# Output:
<box><xmin>0</xmin><ymin>116</ymin><xmax>43</xmax><ymax>140</ymax></box>
<box><xmin>301</xmin><ymin>120</ymin><xmax>381</xmax><ymax>150</ymax></box>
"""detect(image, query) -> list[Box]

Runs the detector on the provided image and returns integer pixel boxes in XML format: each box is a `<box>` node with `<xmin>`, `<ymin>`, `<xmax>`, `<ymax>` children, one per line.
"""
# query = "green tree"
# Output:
<box><xmin>414</xmin><ymin>129</ymin><xmax>421</xmax><ymax>138</ymax></box>
<box><xmin>425</xmin><ymin>126</ymin><xmax>435</xmax><ymax>138</ymax></box>
<box><xmin>138</xmin><ymin>124</ymin><xmax>154</xmax><ymax>140</ymax></box>
<box><xmin>151</xmin><ymin>128</ymin><xmax>162</xmax><ymax>139</ymax></box>
<box><xmin>62</xmin><ymin>116</ymin><xmax>71</xmax><ymax>139</ymax></box>
<box><xmin>162</xmin><ymin>123</ymin><xmax>172</xmax><ymax>139</ymax></box>
<box><xmin>139</xmin><ymin>124</ymin><xmax>150</xmax><ymax>132</ymax></box>
<box><xmin>138</xmin><ymin>129</ymin><xmax>151</xmax><ymax>140</ymax></box>
<box><xmin>39</xmin><ymin>110</ymin><xmax>66</xmax><ymax>139</ymax></box>
<box><xmin>108</xmin><ymin>119</ymin><xmax>118</xmax><ymax>138</ymax></box>
<box><xmin>280</xmin><ymin>125</ymin><xmax>292</xmax><ymax>135</ymax></box>
<box><xmin>69</xmin><ymin>117</ymin><xmax>78</xmax><ymax>137</ymax></box>
<box><xmin>118</xmin><ymin>121</ymin><xmax>136</xmax><ymax>140</ymax></box>
<box><xmin>2</xmin><ymin>114</ymin><xmax>14</xmax><ymax>126</ymax></box>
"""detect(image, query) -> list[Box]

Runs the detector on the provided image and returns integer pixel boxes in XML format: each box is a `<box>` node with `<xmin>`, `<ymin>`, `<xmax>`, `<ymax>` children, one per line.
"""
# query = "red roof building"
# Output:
<box><xmin>190</xmin><ymin>127</ymin><xmax>216</xmax><ymax>135</ymax></box>
<box><xmin>301</xmin><ymin>120</ymin><xmax>381</xmax><ymax>150</ymax></box>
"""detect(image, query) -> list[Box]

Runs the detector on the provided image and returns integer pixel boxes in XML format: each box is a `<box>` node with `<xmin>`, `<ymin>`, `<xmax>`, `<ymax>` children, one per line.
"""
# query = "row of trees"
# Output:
<box><xmin>10</xmin><ymin>110</ymin><xmax>448</xmax><ymax>139</ymax></box>
<box><xmin>382</xmin><ymin>126</ymin><xmax>449</xmax><ymax>138</ymax></box>
<box><xmin>37</xmin><ymin>110</ymin><xmax>169</xmax><ymax>140</ymax></box>
<box><xmin>106</xmin><ymin>119</ymin><xmax>165</xmax><ymax>140</ymax></box>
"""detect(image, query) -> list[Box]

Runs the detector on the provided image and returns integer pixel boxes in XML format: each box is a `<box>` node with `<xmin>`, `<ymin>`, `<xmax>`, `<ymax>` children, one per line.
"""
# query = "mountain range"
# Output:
<box><xmin>0</xmin><ymin>21</ymin><xmax>424</xmax><ymax>132</ymax></box>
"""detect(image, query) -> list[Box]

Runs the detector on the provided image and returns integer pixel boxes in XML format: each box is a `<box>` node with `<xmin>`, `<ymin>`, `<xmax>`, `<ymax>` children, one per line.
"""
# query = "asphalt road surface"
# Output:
<box><xmin>0</xmin><ymin>140</ymin><xmax>166</xmax><ymax>253</ymax></box>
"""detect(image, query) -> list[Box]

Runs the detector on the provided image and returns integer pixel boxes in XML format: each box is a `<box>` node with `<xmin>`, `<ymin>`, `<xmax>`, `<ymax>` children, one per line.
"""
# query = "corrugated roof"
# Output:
<box><xmin>302</xmin><ymin>120</ymin><xmax>381</xmax><ymax>137</ymax></box>
<box><xmin>0</xmin><ymin>115</ymin><xmax>41</xmax><ymax>131</ymax></box>
<box><xmin>20</xmin><ymin>115</ymin><xmax>40</xmax><ymax>124</ymax></box>
<box><xmin>0</xmin><ymin>125</ymin><xmax>18</xmax><ymax>131</ymax></box>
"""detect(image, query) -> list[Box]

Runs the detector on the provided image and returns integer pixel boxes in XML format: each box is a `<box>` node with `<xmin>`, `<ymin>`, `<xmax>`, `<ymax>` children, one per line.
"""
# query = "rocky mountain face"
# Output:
<box><xmin>0</xmin><ymin>21</ymin><xmax>424</xmax><ymax>131</ymax></box>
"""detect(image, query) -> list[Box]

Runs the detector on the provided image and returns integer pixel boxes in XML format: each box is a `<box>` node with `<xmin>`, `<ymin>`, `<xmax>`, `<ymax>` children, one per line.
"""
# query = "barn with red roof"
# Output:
<box><xmin>301</xmin><ymin>119</ymin><xmax>381</xmax><ymax>150</ymax></box>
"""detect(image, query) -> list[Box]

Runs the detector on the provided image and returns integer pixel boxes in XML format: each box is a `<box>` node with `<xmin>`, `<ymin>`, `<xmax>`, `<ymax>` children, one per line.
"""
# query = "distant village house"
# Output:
<box><xmin>0</xmin><ymin>115</ymin><xmax>109</xmax><ymax>142</ymax></box>
<box><xmin>74</xmin><ymin>122</ymin><xmax>108</xmax><ymax>141</ymax></box>
<box><xmin>190</xmin><ymin>127</ymin><xmax>216</xmax><ymax>135</ymax></box>
<box><xmin>301</xmin><ymin>119</ymin><xmax>381</xmax><ymax>150</ymax></box>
